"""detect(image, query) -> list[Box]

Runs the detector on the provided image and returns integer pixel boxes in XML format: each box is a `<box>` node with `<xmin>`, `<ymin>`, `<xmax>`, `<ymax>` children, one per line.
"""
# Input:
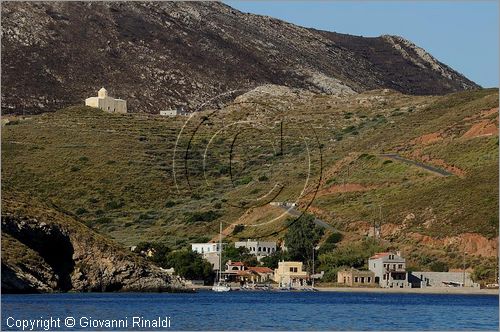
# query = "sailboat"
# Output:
<box><xmin>212</xmin><ymin>222</ymin><xmax>231</xmax><ymax>292</ymax></box>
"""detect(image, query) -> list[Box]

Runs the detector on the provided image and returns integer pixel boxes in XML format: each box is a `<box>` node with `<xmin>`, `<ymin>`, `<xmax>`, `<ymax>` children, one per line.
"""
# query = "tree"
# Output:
<box><xmin>284</xmin><ymin>214</ymin><xmax>324</xmax><ymax>271</ymax></box>
<box><xmin>318</xmin><ymin>238</ymin><xmax>387</xmax><ymax>282</ymax></box>
<box><xmin>222</xmin><ymin>244</ymin><xmax>258</xmax><ymax>267</ymax></box>
<box><xmin>261</xmin><ymin>249</ymin><xmax>288</xmax><ymax>269</ymax></box>
<box><xmin>165</xmin><ymin>250</ymin><xmax>214</xmax><ymax>282</ymax></box>
<box><xmin>318</xmin><ymin>232</ymin><xmax>343</xmax><ymax>254</ymax></box>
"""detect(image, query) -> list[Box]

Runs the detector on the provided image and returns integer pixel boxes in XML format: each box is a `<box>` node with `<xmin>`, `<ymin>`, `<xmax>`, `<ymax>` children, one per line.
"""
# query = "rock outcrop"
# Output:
<box><xmin>1</xmin><ymin>1</ymin><xmax>480</xmax><ymax>115</ymax></box>
<box><xmin>1</xmin><ymin>194</ymin><xmax>184</xmax><ymax>293</ymax></box>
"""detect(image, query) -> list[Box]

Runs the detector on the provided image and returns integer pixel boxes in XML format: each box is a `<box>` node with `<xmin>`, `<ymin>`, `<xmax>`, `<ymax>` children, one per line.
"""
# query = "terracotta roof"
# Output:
<box><xmin>236</xmin><ymin>270</ymin><xmax>256</xmax><ymax>276</ymax></box>
<box><xmin>369</xmin><ymin>252</ymin><xmax>390</xmax><ymax>259</ymax></box>
<box><xmin>228</xmin><ymin>261</ymin><xmax>245</xmax><ymax>266</ymax></box>
<box><xmin>248</xmin><ymin>267</ymin><xmax>273</xmax><ymax>273</ymax></box>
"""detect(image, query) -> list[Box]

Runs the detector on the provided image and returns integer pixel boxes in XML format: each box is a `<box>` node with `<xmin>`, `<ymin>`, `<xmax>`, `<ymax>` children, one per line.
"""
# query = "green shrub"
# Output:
<box><xmin>106</xmin><ymin>200</ymin><xmax>125</xmax><ymax>210</ymax></box>
<box><xmin>75</xmin><ymin>207</ymin><xmax>88</xmax><ymax>215</ymax></box>
<box><xmin>165</xmin><ymin>200</ymin><xmax>176</xmax><ymax>208</ymax></box>
<box><xmin>235</xmin><ymin>176</ymin><xmax>252</xmax><ymax>186</ymax></box>
<box><xmin>185</xmin><ymin>210</ymin><xmax>222</xmax><ymax>223</ymax></box>
<box><xmin>233</xmin><ymin>224</ymin><xmax>245</xmax><ymax>234</ymax></box>
<box><xmin>258</xmin><ymin>175</ymin><xmax>269</xmax><ymax>182</ymax></box>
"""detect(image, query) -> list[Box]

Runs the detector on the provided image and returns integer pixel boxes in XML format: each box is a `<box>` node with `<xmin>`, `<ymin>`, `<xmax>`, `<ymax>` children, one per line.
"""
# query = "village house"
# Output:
<box><xmin>235</xmin><ymin>239</ymin><xmax>277</xmax><ymax>261</ymax></box>
<box><xmin>247</xmin><ymin>267</ymin><xmax>274</xmax><ymax>283</ymax></box>
<box><xmin>85</xmin><ymin>87</ymin><xmax>127</xmax><ymax>113</ymax></box>
<box><xmin>368</xmin><ymin>251</ymin><xmax>411</xmax><ymax>288</ymax></box>
<box><xmin>273</xmin><ymin>261</ymin><xmax>309</xmax><ymax>288</ymax></box>
<box><xmin>220</xmin><ymin>261</ymin><xmax>274</xmax><ymax>285</ymax></box>
<box><xmin>337</xmin><ymin>268</ymin><xmax>376</xmax><ymax>287</ymax></box>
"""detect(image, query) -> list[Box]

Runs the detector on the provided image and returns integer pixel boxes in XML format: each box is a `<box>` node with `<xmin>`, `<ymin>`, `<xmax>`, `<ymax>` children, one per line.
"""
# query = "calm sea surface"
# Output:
<box><xmin>2</xmin><ymin>291</ymin><xmax>498</xmax><ymax>331</ymax></box>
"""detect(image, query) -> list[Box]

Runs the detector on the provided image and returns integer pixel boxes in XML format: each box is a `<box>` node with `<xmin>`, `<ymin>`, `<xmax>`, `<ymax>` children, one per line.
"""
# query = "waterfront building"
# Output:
<box><xmin>408</xmin><ymin>271</ymin><xmax>479</xmax><ymax>288</ymax></box>
<box><xmin>191</xmin><ymin>242</ymin><xmax>226</xmax><ymax>271</ymax></box>
<box><xmin>337</xmin><ymin>268</ymin><xmax>376</xmax><ymax>287</ymax></box>
<box><xmin>273</xmin><ymin>261</ymin><xmax>309</xmax><ymax>287</ymax></box>
<box><xmin>368</xmin><ymin>251</ymin><xmax>411</xmax><ymax>288</ymax></box>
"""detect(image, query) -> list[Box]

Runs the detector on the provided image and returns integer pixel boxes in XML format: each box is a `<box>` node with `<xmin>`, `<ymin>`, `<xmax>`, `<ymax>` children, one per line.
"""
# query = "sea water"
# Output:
<box><xmin>2</xmin><ymin>291</ymin><xmax>498</xmax><ymax>330</ymax></box>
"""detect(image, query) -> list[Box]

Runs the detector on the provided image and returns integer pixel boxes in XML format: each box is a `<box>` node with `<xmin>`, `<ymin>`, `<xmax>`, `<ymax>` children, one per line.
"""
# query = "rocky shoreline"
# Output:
<box><xmin>1</xmin><ymin>194</ymin><xmax>188</xmax><ymax>294</ymax></box>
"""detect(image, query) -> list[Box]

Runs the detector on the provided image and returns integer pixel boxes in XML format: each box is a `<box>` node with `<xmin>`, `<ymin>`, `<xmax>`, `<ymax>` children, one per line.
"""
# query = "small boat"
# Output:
<box><xmin>212</xmin><ymin>282</ymin><xmax>231</xmax><ymax>292</ymax></box>
<box><xmin>212</xmin><ymin>222</ymin><xmax>231</xmax><ymax>292</ymax></box>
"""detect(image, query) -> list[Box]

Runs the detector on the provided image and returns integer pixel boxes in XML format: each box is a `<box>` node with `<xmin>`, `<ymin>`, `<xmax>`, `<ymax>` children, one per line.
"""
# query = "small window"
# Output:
<box><xmin>290</xmin><ymin>267</ymin><xmax>294</xmax><ymax>272</ymax></box>
<box><xmin>354</xmin><ymin>277</ymin><xmax>358</xmax><ymax>283</ymax></box>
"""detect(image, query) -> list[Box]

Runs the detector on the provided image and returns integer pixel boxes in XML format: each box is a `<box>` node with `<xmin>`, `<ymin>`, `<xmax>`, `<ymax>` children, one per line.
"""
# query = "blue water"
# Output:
<box><xmin>2</xmin><ymin>291</ymin><xmax>498</xmax><ymax>331</ymax></box>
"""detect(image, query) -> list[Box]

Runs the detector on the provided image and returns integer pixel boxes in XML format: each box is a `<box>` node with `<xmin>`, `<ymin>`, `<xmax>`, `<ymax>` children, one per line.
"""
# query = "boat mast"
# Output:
<box><xmin>218</xmin><ymin>222</ymin><xmax>222</xmax><ymax>283</ymax></box>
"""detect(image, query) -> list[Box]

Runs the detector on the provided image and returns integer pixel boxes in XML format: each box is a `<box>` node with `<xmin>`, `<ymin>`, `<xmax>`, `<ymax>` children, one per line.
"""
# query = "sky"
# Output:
<box><xmin>225</xmin><ymin>1</ymin><xmax>499</xmax><ymax>88</ymax></box>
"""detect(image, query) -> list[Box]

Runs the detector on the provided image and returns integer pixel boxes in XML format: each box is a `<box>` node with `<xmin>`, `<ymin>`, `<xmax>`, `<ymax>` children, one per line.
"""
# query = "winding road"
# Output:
<box><xmin>379</xmin><ymin>154</ymin><xmax>453</xmax><ymax>176</ymax></box>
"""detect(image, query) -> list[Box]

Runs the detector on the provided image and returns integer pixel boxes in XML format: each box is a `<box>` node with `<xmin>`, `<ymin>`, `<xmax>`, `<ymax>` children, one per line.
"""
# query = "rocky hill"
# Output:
<box><xmin>1</xmin><ymin>192</ymin><xmax>185</xmax><ymax>293</ymax></box>
<box><xmin>1</xmin><ymin>1</ymin><xmax>480</xmax><ymax>115</ymax></box>
<box><xmin>2</xmin><ymin>87</ymin><xmax>497</xmax><ymax>278</ymax></box>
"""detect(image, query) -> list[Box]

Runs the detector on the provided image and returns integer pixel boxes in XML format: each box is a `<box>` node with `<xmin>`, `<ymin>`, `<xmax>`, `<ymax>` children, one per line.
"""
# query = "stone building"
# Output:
<box><xmin>368</xmin><ymin>251</ymin><xmax>411</xmax><ymax>288</ymax></box>
<box><xmin>85</xmin><ymin>87</ymin><xmax>127</xmax><ymax>113</ymax></box>
<box><xmin>337</xmin><ymin>269</ymin><xmax>376</xmax><ymax>287</ymax></box>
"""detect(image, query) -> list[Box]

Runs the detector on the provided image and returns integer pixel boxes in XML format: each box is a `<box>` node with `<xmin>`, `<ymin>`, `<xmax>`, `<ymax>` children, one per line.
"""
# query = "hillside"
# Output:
<box><xmin>2</xmin><ymin>87</ymin><xmax>498</xmax><ymax>276</ymax></box>
<box><xmin>1</xmin><ymin>192</ymin><xmax>185</xmax><ymax>293</ymax></box>
<box><xmin>1</xmin><ymin>1</ymin><xmax>479</xmax><ymax>115</ymax></box>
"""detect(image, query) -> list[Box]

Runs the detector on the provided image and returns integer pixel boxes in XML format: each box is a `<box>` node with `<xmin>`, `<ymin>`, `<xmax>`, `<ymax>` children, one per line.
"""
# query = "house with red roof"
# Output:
<box><xmin>368</xmin><ymin>251</ymin><xmax>411</xmax><ymax>288</ymax></box>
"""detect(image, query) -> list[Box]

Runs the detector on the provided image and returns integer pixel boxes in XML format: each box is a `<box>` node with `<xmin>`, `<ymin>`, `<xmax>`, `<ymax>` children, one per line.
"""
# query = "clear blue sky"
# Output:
<box><xmin>225</xmin><ymin>1</ymin><xmax>499</xmax><ymax>88</ymax></box>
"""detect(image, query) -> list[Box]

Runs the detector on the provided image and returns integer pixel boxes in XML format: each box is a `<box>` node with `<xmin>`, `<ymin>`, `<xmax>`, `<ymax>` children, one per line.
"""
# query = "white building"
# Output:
<box><xmin>191</xmin><ymin>243</ymin><xmax>226</xmax><ymax>271</ymax></box>
<box><xmin>85</xmin><ymin>87</ymin><xmax>127</xmax><ymax>113</ymax></box>
<box><xmin>235</xmin><ymin>240</ymin><xmax>276</xmax><ymax>260</ymax></box>
<box><xmin>368</xmin><ymin>251</ymin><xmax>411</xmax><ymax>288</ymax></box>
<box><xmin>191</xmin><ymin>242</ymin><xmax>225</xmax><ymax>255</ymax></box>
<box><xmin>159</xmin><ymin>107</ymin><xmax>188</xmax><ymax>117</ymax></box>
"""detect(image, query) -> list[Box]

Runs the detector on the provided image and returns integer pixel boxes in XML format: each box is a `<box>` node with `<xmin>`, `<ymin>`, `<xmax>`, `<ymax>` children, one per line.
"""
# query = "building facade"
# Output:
<box><xmin>235</xmin><ymin>240</ymin><xmax>277</xmax><ymax>260</ymax></box>
<box><xmin>273</xmin><ymin>261</ymin><xmax>309</xmax><ymax>288</ymax></box>
<box><xmin>191</xmin><ymin>243</ymin><xmax>225</xmax><ymax>255</ymax></box>
<box><xmin>85</xmin><ymin>88</ymin><xmax>127</xmax><ymax>113</ymax></box>
<box><xmin>337</xmin><ymin>269</ymin><xmax>376</xmax><ymax>287</ymax></box>
<box><xmin>409</xmin><ymin>271</ymin><xmax>479</xmax><ymax>288</ymax></box>
<box><xmin>368</xmin><ymin>252</ymin><xmax>411</xmax><ymax>288</ymax></box>
<box><xmin>159</xmin><ymin>107</ymin><xmax>188</xmax><ymax>116</ymax></box>
<box><xmin>191</xmin><ymin>242</ymin><xmax>226</xmax><ymax>271</ymax></box>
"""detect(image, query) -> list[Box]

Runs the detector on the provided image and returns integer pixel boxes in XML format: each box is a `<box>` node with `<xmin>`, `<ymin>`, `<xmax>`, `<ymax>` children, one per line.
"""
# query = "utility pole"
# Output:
<box><xmin>462</xmin><ymin>251</ymin><xmax>467</xmax><ymax>287</ymax></box>
<box><xmin>378</xmin><ymin>205</ymin><xmax>382</xmax><ymax>241</ymax></box>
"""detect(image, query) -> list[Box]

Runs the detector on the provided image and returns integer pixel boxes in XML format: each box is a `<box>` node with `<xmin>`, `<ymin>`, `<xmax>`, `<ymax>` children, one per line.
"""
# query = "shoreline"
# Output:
<box><xmin>314</xmin><ymin>286</ymin><xmax>499</xmax><ymax>295</ymax></box>
<box><xmin>191</xmin><ymin>284</ymin><xmax>499</xmax><ymax>295</ymax></box>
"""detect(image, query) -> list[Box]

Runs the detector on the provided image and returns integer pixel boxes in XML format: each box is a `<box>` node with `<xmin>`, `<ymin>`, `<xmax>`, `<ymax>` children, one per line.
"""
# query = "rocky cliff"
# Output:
<box><xmin>1</xmin><ymin>1</ymin><xmax>479</xmax><ymax>115</ymax></box>
<box><xmin>1</xmin><ymin>193</ymin><xmax>184</xmax><ymax>293</ymax></box>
